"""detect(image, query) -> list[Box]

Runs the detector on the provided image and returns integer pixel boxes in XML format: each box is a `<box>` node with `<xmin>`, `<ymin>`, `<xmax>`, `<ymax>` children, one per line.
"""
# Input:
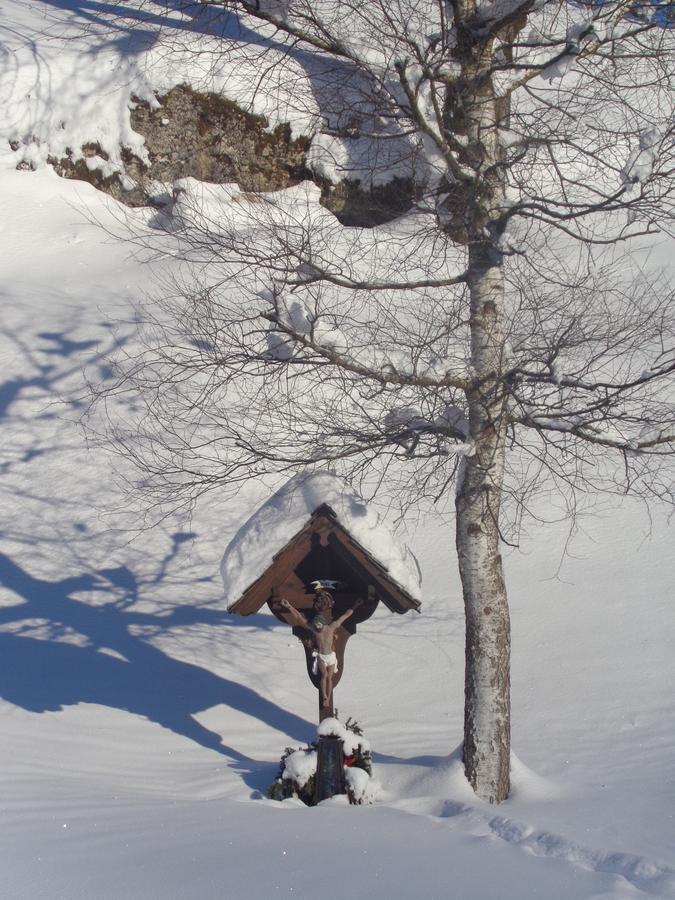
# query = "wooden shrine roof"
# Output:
<box><xmin>228</xmin><ymin>504</ymin><xmax>421</xmax><ymax>616</ymax></box>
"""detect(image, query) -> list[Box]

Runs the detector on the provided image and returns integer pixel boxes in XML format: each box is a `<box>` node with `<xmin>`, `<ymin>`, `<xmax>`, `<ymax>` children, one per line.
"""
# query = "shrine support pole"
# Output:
<box><xmin>319</xmin><ymin>685</ymin><xmax>334</xmax><ymax>722</ymax></box>
<box><xmin>314</xmin><ymin>736</ymin><xmax>345</xmax><ymax>803</ymax></box>
<box><xmin>314</xmin><ymin>685</ymin><xmax>345</xmax><ymax>803</ymax></box>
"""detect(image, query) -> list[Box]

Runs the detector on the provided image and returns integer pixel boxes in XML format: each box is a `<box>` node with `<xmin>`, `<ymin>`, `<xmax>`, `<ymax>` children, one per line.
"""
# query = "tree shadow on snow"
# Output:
<box><xmin>0</xmin><ymin>546</ymin><xmax>313</xmax><ymax>792</ymax></box>
<box><xmin>0</xmin><ymin>321</ymin><xmax>126</xmax><ymax>425</ymax></box>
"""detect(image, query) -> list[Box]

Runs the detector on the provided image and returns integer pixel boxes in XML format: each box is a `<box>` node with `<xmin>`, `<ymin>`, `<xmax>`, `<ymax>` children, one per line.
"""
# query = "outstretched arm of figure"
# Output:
<box><xmin>334</xmin><ymin>598</ymin><xmax>363</xmax><ymax>627</ymax></box>
<box><xmin>278</xmin><ymin>597</ymin><xmax>310</xmax><ymax>627</ymax></box>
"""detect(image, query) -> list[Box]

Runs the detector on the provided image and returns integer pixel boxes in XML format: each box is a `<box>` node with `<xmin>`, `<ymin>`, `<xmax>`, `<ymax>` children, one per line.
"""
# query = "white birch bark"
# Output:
<box><xmin>456</xmin><ymin>242</ymin><xmax>511</xmax><ymax>803</ymax></box>
<box><xmin>451</xmin><ymin>17</ymin><xmax>512</xmax><ymax>801</ymax></box>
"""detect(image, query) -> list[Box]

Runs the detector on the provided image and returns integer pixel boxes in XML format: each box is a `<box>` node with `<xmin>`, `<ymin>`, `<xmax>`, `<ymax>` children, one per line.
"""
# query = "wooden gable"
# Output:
<box><xmin>228</xmin><ymin>504</ymin><xmax>421</xmax><ymax>616</ymax></box>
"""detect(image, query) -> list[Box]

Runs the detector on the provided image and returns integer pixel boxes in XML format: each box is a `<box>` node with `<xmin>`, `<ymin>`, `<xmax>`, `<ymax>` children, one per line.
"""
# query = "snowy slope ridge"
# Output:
<box><xmin>220</xmin><ymin>470</ymin><xmax>421</xmax><ymax>604</ymax></box>
<box><xmin>1</xmin><ymin>159</ymin><xmax>673</xmax><ymax>900</ymax></box>
<box><xmin>2</xmin><ymin>0</ymin><xmax>413</xmax><ymax>192</ymax></box>
<box><xmin>1</xmin><ymin>3</ymin><xmax>674</xmax><ymax>900</ymax></box>
<box><xmin>2</xmin><ymin>0</ymin><xmax>318</xmax><ymax>179</ymax></box>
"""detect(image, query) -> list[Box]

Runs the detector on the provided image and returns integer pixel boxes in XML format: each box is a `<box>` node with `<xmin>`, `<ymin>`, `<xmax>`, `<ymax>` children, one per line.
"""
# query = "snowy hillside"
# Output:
<box><xmin>1</xmin><ymin>3</ymin><xmax>674</xmax><ymax>899</ymax></box>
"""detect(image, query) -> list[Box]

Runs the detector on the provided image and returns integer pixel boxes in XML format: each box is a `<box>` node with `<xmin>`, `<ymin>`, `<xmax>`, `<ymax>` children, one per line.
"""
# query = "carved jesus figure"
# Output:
<box><xmin>279</xmin><ymin>591</ymin><xmax>360</xmax><ymax>708</ymax></box>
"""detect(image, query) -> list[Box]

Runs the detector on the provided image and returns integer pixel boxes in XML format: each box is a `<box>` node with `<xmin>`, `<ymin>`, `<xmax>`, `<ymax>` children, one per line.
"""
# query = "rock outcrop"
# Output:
<box><xmin>46</xmin><ymin>85</ymin><xmax>416</xmax><ymax>227</ymax></box>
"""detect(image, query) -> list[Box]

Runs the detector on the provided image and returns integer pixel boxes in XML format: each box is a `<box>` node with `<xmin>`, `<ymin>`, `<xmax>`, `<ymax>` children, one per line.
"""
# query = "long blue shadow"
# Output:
<box><xmin>0</xmin><ymin>551</ymin><xmax>313</xmax><ymax>758</ymax></box>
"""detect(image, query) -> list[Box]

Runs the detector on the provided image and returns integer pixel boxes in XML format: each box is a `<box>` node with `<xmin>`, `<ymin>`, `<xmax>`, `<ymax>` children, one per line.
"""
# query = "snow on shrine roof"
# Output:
<box><xmin>221</xmin><ymin>471</ymin><xmax>422</xmax><ymax>607</ymax></box>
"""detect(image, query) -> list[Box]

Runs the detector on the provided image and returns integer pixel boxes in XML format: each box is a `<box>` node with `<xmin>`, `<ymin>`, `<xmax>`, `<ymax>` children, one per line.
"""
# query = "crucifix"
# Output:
<box><xmin>272</xmin><ymin>583</ymin><xmax>367</xmax><ymax>801</ymax></box>
<box><xmin>276</xmin><ymin>588</ymin><xmax>363</xmax><ymax>711</ymax></box>
<box><xmin>225</xmin><ymin>501</ymin><xmax>421</xmax><ymax>801</ymax></box>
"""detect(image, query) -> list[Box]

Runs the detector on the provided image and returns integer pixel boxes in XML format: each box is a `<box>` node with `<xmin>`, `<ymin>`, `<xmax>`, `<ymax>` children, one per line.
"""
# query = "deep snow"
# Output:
<box><xmin>1</xmin><ymin>3</ymin><xmax>674</xmax><ymax>899</ymax></box>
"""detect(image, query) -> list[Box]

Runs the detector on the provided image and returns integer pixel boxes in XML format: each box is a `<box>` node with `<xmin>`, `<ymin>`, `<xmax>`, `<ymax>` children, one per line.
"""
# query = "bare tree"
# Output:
<box><xmin>99</xmin><ymin>0</ymin><xmax>675</xmax><ymax>802</ymax></box>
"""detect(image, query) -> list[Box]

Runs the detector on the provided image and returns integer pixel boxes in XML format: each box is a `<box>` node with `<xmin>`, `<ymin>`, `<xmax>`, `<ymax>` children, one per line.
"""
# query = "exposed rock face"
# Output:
<box><xmin>132</xmin><ymin>86</ymin><xmax>310</xmax><ymax>193</ymax></box>
<box><xmin>45</xmin><ymin>85</ymin><xmax>415</xmax><ymax>227</ymax></box>
<box><xmin>48</xmin><ymin>144</ymin><xmax>149</xmax><ymax>208</ymax></box>
<box><xmin>319</xmin><ymin>176</ymin><xmax>418</xmax><ymax>227</ymax></box>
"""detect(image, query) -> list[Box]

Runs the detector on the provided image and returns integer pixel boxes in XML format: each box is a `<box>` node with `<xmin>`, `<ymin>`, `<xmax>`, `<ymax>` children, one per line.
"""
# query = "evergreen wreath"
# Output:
<box><xmin>266</xmin><ymin>715</ymin><xmax>374</xmax><ymax>806</ymax></box>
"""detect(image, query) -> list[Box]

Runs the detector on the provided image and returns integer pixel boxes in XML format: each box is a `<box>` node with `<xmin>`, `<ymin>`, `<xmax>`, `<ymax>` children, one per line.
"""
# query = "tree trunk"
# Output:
<box><xmin>456</xmin><ymin>239</ymin><xmax>511</xmax><ymax>803</ymax></box>
<box><xmin>445</xmin><ymin>8</ymin><xmax>512</xmax><ymax>801</ymax></box>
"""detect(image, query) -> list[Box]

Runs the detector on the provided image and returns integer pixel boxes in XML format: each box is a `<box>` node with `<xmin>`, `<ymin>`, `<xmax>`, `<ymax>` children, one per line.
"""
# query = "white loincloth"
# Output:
<box><xmin>312</xmin><ymin>650</ymin><xmax>338</xmax><ymax>674</ymax></box>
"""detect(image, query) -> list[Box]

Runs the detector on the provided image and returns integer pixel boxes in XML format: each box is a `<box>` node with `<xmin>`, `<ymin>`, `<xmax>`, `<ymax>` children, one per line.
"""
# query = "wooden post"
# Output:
<box><xmin>318</xmin><ymin>684</ymin><xmax>334</xmax><ymax>722</ymax></box>
<box><xmin>314</xmin><ymin>735</ymin><xmax>345</xmax><ymax>804</ymax></box>
<box><xmin>314</xmin><ymin>684</ymin><xmax>346</xmax><ymax>802</ymax></box>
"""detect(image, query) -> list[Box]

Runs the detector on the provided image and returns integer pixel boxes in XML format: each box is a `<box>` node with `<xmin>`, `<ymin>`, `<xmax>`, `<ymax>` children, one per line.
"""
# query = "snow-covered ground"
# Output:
<box><xmin>1</xmin><ymin>3</ymin><xmax>674</xmax><ymax>898</ymax></box>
